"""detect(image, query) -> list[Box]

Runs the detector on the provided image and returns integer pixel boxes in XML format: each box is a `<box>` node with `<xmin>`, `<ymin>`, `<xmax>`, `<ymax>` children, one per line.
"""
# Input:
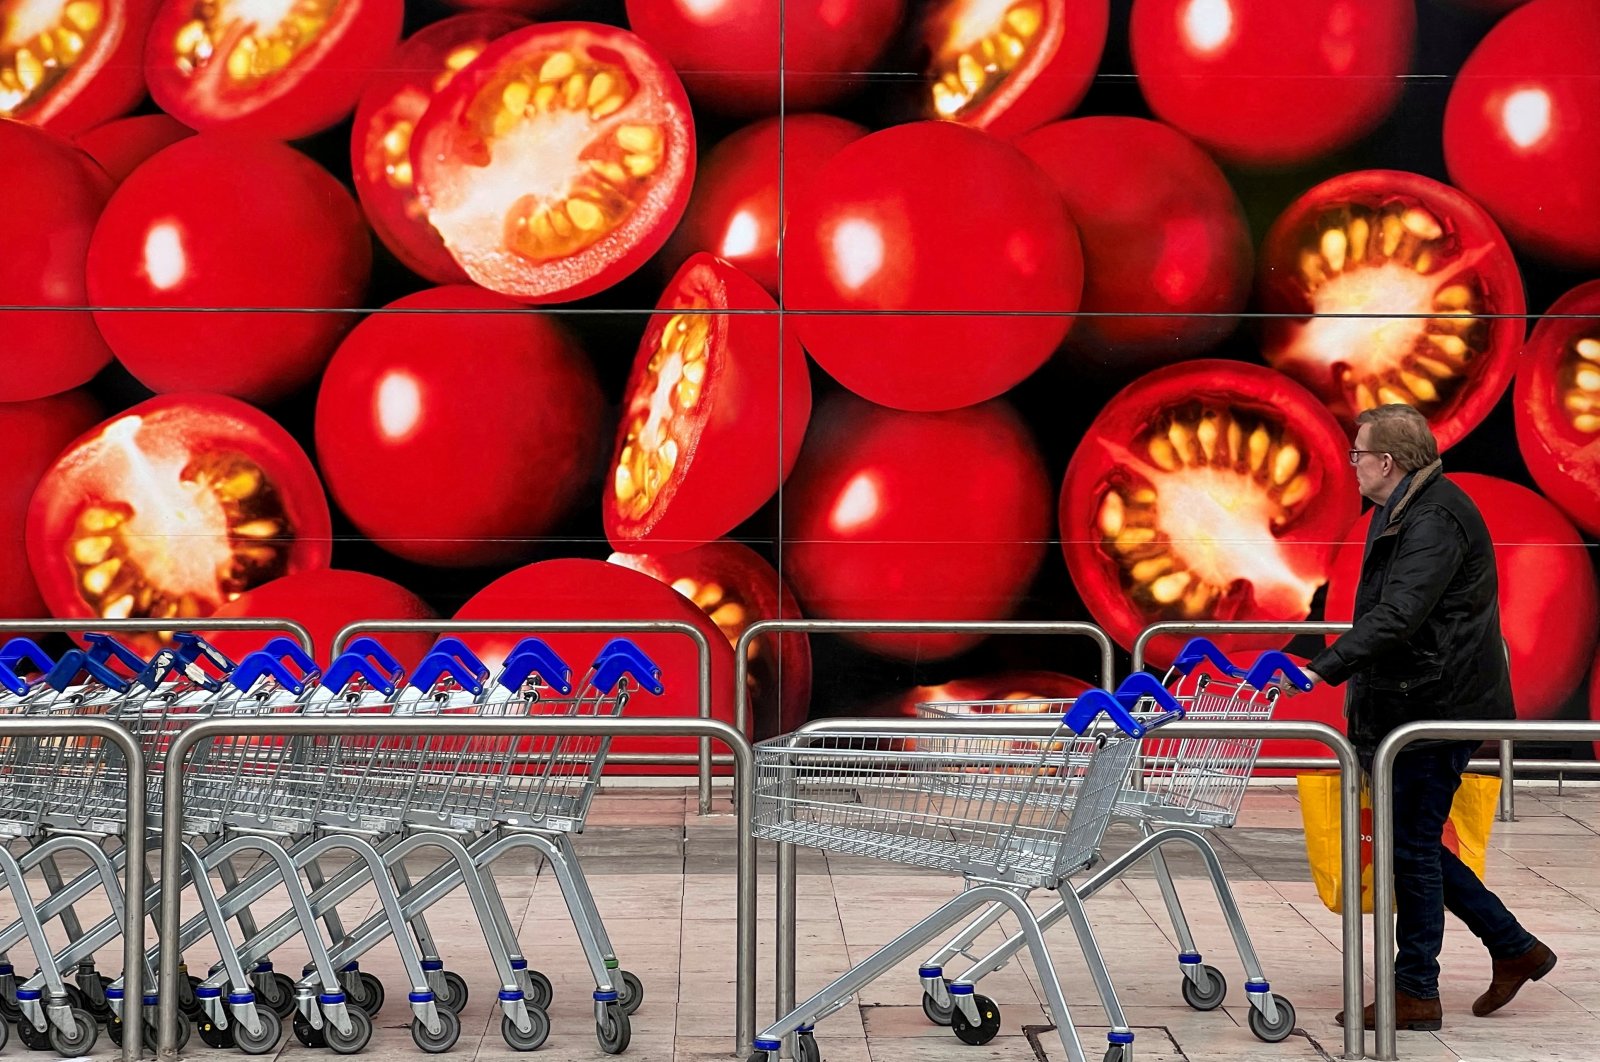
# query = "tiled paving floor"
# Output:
<box><xmin>6</xmin><ymin>783</ymin><xmax>1599</xmax><ymax>1062</ymax></box>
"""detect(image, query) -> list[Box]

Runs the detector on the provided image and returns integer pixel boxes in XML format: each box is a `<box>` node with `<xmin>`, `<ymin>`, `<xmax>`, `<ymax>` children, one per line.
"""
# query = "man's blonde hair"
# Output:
<box><xmin>1355</xmin><ymin>404</ymin><xmax>1439</xmax><ymax>473</ymax></box>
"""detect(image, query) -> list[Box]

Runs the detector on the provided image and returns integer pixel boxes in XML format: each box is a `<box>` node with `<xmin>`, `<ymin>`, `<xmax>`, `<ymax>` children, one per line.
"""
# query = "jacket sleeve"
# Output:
<box><xmin>1310</xmin><ymin>505</ymin><xmax>1466</xmax><ymax>686</ymax></box>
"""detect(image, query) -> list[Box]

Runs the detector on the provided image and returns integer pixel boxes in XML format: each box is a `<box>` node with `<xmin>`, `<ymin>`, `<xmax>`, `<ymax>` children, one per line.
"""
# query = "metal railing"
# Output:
<box><xmin>1133</xmin><ymin>621</ymin><xmax>1519</xmax><ymax>822</ymax></box>
<box><xmin>332</xmin><ymin>619</ymin><xmax>717</xmax><ymax>814</ymax></box>
<box><xmin>1370</xmin><ymin>720</ymin><xmax>1600</xmax><ymax>1061</ymax></box>
<box><xmin>0</xmin><ymin>617</ymin><xmax>314</xmax><ymax>653</ymax></box>
<box><xmin>154</xmin><ymin>715</ymin><xmax>757</xmax><ymax>1061</ymax></box>
<box><xmin>772</xmin><ymin>716</ymin><xmax>1367</xmax><ymax>1061</ymax></box>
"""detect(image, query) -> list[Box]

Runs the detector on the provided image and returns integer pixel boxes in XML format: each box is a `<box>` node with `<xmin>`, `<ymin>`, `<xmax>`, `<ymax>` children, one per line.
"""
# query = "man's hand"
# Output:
<box><xmin>1281</xmin><ymin>668</ymin><xmax>1323</xmax><ymax>698</ymax></box>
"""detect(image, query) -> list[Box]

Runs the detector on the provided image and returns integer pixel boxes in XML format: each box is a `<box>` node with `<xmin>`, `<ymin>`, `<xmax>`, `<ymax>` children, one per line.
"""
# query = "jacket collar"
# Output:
<box><xmin>1375</xmin><ymin>459</ymin><xmax>1442</xmax><ymax>539</ymax></box>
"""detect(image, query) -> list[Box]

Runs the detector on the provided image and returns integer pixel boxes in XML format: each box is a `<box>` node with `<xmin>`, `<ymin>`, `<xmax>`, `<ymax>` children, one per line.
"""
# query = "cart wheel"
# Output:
<box><xmin>1104</xmin><ymin>1046</ymin><xmax>1126</xmax><ymax>1062</ymax></box>
<box><xmin>345</xmin><ymin>970</ymin><xmax>386</xmax><ymax>1016</ymax></box>
<box><xmin>922</xmin><ymin>986</ymin><xmax>954</xmax><ymax>1026</ymax></box>
<box><xmin>745</xmin><ymin>1053</ymin><xmax>771</xmax><ymax>1062</ymax></box>
<box><xmin>18</xmin><ymin>1015</ymin><xmax>52</xmax><ymax>1051</ymax></box>
<box><xmin>293</xmin><ymin>1014</ymin><xmax>328</xmax><ymax>1049</ymax></box>
<box><xmin>597</xmin><ymin>1001</ymin><xmax>631</xmax><ymax>1055</ymax></box>
<box><xmin>179</xmin><ymin>973</ymin><xmax>202</xmax><ymax>1018</ymax></box>
<box><xmin>104</xmin><ymin>1017</ymin><xmax>123</xmax><ymax>1049</ymax></box>
<box><xmin>501</xmin><ymin>1008</ymin><xmax>550</xmax><ymax>1052</ymax></box>
<box><xmin>172</xmin><ymin>1014</ymin><xmax>193</xmax><ymax>1051</ymax></box>
<box><xmin>412</xmin><ymin>1004</ymin><xmax>461</xmax><ymax>1053</ymax></box>
<box><xmin>523</xmin><ymin>969</ymin><xmax>553</xmax><ymax>1010</ymax></box>
<box><xmin>1247</xmin><ymin>994</ymin><xmax>1296</xmax><ymax>1043</ymax></box>
<box><xmin>0</xmin><ymin>991</ymin><xmax>20</xmax><ymax>1024</ymax></box>
<box><xmin>796</xmin><ymin>1031</ymin><xmax>822</xmax><ymax>1062</ymax></box>
<box><xmin>235</xmin><ymin>1006</ymin><xmax>285</xmax><ymax>1055</ymax></box>
<box><xmin>951</xmin><ymin>994</ymin><xmax>1001</xmax><ymax>1046</ymax></box>
<box><xmin>618</xmin><ymin>969</ymin><xmax>644</xmax><ymax>1015</ymax></box>
<box><xmin>0</xmin><ymin>1013</ymin><xmax>8</xmax><ymax>1051</ymax></box>
<box><xmin>436</xmin><ymin>970</ymin><xmax>469</xmax><ymax>1013</ymax></box>
<box><xmin>1180</xmin><ymin>965</ymin><xmax>1227</xmax><ymax>1011</ymax></box>
<box><xmin>48</xmin><ymin>1006</ymin><xmax>98</xmax><ymax>1056</ymax></box>
<box><xmin>325</xmin><ymin>1005</ymin><xmax>374</xmax><ymax>1055</ymax></box>
<box><xmin>256</xmin><ymin>971</ymin><xmax>296</xmax><ymax>1018</ymax></box>
<box><xmin>196</xmin><ymin>1016</ymin><xmax>235</xmax><ymax>1049</ymax></box>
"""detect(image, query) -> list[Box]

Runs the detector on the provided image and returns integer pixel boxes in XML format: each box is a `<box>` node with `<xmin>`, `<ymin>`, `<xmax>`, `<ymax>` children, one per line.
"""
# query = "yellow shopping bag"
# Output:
<box><xmin>1296</xmin><ymin>771</ymin><xmax>1500</xmax><ymax>914</ymax></box>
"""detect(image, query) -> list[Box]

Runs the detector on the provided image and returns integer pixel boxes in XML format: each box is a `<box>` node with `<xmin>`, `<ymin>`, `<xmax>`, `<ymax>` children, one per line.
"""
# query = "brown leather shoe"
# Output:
<box><xmin>1473</xmin><ymin>940</ymin><xmax>1557</xmax><ymax>1017</ymax></box>
<box><xmin>1336</xmin><ymin>990</ymin><xmax>1443</xmax><ymax>1031</ymax></box>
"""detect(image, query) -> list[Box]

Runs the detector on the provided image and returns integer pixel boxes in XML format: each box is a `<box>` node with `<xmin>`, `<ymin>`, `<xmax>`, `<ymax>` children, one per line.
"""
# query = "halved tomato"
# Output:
<box><xmin>1</xmin><ymin>0</ymin><xmax>155</xmax><ymax>133</ymax></box>
<box><xmin>609</xmin><ymin>541</ymin><xmax>812</xmax><ymax>739</ymax></box>
<box><xmin>870</xmin><ymin>671</ymin><xmax>1094</xmax><ymax>719</ymax></box>
<box><xmin>0</xmin><ymin>390</ymin><xmax>102</xmax><ymax>620</ymax></box>
<box><xmin>143</xmin><ymin>0</ymin><xmax>401</xmax><ymax>139</ymax></box>
<box><xmin>72</xmin><ymin>112</ymin><xmax>191</xmax><ymax>181</ymax></box>
<box><xmin>25</xmin><ymin>394</ymin><xmax>332</xmax><ymax>649</ymax></box>
<box><xmin>1514</xmin><ymin>279</ymin><xmax>1600</xmax><ymax>537</ymax></box>
<box><xmin>1259</xmin><ymin>170</ymin><xmax>1525</xmax><ymax>452</ymax></box>
<box><xmin>351</xmin><ymin>12</ymin><xmax>526</xmax><ymax>284</ymax></box>
<box><xmin>413</xmin><ymin>21</ymin><xmax>696</xmax><ymax>303</ymax></box>
<box><xmin>917</xmin><ymin>0</ymin><xmax>1109</xmax><ymax>136</ymax></box>
<box><xmin>605</xmin><ymin>254</ymin><xmax>810</xmax><ymax>553</ymax></box>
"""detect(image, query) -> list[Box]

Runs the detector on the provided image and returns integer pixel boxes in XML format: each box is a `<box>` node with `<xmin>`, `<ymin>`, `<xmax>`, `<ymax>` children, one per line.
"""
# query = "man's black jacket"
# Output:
<box><xmin>1308</xmin><ymin>460</ymin><xmax>1514</xmax><ymax>751</ymax></box>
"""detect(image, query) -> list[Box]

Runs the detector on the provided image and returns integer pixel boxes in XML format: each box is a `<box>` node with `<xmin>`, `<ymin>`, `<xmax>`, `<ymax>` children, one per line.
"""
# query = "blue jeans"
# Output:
<box><xmin>1368</xmin><ymin>741</ymin><xmax>1536</xmax><ymax>998</ymax></box>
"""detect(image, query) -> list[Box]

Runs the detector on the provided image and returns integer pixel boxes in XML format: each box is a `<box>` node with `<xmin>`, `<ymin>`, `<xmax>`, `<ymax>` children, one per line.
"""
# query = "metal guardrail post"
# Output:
<box><xmin>332</xmin><ymin>619</ymin><xmax>718</xmax><ymax>814</ymax></box>
<box><xmin>0</xmin><ymin>617</ymin><xmax>314</xmax><ymax>653</ymax></box>
<box><xmin>776</xmin><ymin>716</ymin><xmax>1365</xmax><ymax>1062</ymax></box>
<box><xmin>0</xmin><ymin>719</ymin><xmax>146</xmax><ymax>1062</ymax></box>
<box><xmin>155</xmin><ymin>715</ymin><xmax>756</xmax><ymax>1061</ymax></box>
<box><xmin>735</xmin><ymin>618</ymin><xmax>1117</xmax><ymax>1050</ymax></box>
<box><xmin>1370</xmin><ymin>720</ymin><xmax>1600</xmax><ymax>1061</ymax></box>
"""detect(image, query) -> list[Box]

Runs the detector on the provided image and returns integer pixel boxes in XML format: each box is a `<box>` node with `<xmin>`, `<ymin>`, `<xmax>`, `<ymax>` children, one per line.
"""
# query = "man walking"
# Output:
<box><xmin>1292</xmin><ymin>404</ymin><xmax>1555</xmax><ymax>1030</ymax></box>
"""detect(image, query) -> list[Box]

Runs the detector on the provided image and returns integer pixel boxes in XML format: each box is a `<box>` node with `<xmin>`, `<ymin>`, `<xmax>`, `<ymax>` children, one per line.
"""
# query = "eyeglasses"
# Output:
<box><xmin>1348</xmin><ymin>449</ymin><xmax>1389</xmax><ymax>465</ymax></box>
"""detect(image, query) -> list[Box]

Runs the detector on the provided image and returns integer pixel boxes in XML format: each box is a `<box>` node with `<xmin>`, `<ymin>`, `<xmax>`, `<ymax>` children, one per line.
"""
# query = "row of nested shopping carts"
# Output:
<box><xmin>0</xmin><ymin>629</ymin><xmax>667</xmax><ymax>1057</ymax></box>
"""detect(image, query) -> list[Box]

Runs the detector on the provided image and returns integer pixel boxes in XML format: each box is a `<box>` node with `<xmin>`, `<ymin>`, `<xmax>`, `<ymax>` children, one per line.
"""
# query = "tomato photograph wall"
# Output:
<box><xmin>1</xmin><ymin>0</ymin><xmax>1596</xmax><ymax>769</ymax></box>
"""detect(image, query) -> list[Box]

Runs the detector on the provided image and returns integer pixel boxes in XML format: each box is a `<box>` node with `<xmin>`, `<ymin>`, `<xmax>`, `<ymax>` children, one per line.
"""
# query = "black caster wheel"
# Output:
<box><xmin>18</xmin><ymin>1017</ymin><xmax>52</xmax><ymax>1052</ymax></box>
<box><xmin>0</xmin><ymin>1014</ymin><xmax>8</xmax><ymax>1051</ymax></box>
<box><xmin>179</xmin><ymin>974</ymin><xmax>204</xmax><ymax>1020</ymax></box>
<box><xmin>293</xmin><ymin>1014</ymin><xmax>328</xmax><ymax>1048</ymax></box>
<box><xmin>618</xmin><ymin>969</ymin><xmax>644</xmax><ymax>1015</ymax></box>
<box><xmin>951</xmin><ymin>994</ymin><xmax>1002</xmax><ymax>1046</ymax></box>
<box><xmin>501</xmin><ymin>1008</ymin><xmax>550</xmax><ymax>1052</ymax></box>
<box><xmin>745</xmin><ymin>1053</ymin><xmax>771</xmax><ymax>1062</ymax></box>
<box><xmin>0</xmin><ymin>992</ymin><xmax>20</xmax><ymax>1025</ymax></box>
<box><xmin>256</xmin><ymin>971</ymin><xmax>297</xmax><ymax>1018</ymax></box>
<box><xmin>234</xmin><ymin>1006</ymin><xmax>284</xmax><ymax>1055</ymax></box>
<box><xmin>1248</xmin><ymin>994</ymin><xmax>1297</xmax><ymax>1043</ymax></box>
<box><xmin>597</xmin><ymin>1001</ymin><xmax>631</xmax><ymax>1055</ymax></box>
<box><xmin>796</xmin><ymin>1031</ymin><xmax>821</xmax><ymax>1062</ymax></box>
<box><xmin>344</xmin><ymin>970</ymin><xmax>386</xmax><ymax>1016</ymax></box>
<box><xmin>412</xmin><ymin>1004</ymin><xmax>461</xmax><ymax>1053</ymax></box>
<box><xmin>435</xmin><ymin>970</ymin><xmax>469</xmax><ymax>1013</ymax></box>
<box><xmin>1104</xmin><ymin>1045</ymin><xmax>1127</xmax><ymax>1062</ymax></box>
<box><xmin>922</xmin><ymin>985</ymin><xmax>954</xmax><ymax>1026</ymax></box>
<box><xmin>325</xmin><ymin>1006</ymin><xmax>375</xmax><ymax>1055</ymax></box>
<box><xmin>48</xmin><ymin>1007</ymin><xmax>99</xmax><ymax>1056</ymax></box>
<box><xmin>1181</xmin><ymin>964</ymin><xmax>1227</xmax><ymax>1011</ymax></box>
<box><xmin>523</xmin><ymin>969</ymin><xmax>553</xmax><ymax>1011</ymax></box>
<box><xmin>196</xmin><ymin>1016</ymin><xmax>236</xmax><ymax>1049</ymax></box>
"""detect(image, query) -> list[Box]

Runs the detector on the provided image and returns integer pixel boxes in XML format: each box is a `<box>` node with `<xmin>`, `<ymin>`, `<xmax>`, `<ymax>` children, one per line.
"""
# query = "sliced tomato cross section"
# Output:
<box><xmin>1</xmin><ymin>0</ymin><xmax>155</xmax><ymax>132</ymax></box>
<box><xmin>1514</xmin><ymin>279</ymin><xmax>1600</xmax><ymax>537</ymax></box>
<box><xmin>413</xmin><ymin>21</ymin><xmax>696</xmax><ymax>303</ymax></box>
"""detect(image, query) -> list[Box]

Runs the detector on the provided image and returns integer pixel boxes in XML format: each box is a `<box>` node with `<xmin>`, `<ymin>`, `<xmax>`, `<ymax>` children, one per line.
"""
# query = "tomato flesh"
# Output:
<box><xmin>1260</xmin><ymin>171</ymin><xmax>1524</xmax><ymax>452</ymax></box>
<box><xmin>413</xmin><ymin>22</ymin><xmax>695</xmax><ymax>303</ymax></box>
<box><xmin>1</xmin><ymin>0</ymin><xmax>153</xmax><ymax>133</ymax></box>
<box><xmin>1513</xmin><ymin>279</ymin><xmax>1600</xmax><ymax>537</ymax></box>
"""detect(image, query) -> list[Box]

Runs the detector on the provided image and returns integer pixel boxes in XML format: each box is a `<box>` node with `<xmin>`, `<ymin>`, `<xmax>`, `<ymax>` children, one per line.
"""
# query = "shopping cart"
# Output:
<box><xmin>914</xmin><ymin>641</ymin><xmax>1310</xmax><ymax>1046</ymax></box>
<box><xmin>746</xmin><ymin>681</ymin><xmax>1184</xmax><ymax>1062</ymax></box>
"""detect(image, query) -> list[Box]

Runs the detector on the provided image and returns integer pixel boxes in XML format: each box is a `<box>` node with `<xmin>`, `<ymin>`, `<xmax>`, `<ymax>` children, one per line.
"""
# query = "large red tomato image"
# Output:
<box><xmin>1018</xmin><ymin>116</ymin><xmax>1252</xmax><ymax>366</ymax></box>
<box><xmin>412</xmin><ymin>21</ymin><xmax>696</xmax><ymax>303</ymax></box>
<box><xmin>1325</xmin><ymin>474</ymin><xmax>1600</xmax><ymax>718</ymax></box>
<box><xmin>351</xmin><ymin>12</ymin><xmax>526</xmax><ymax>284</ymax></box>
<box><xmin>26</xmin><ymin>394</ymin><xmax>332</xmax><ymax>648</ymax></box>
<box><xmin>1514</xmin><ymin>281</ymin><xmax>1600</xmax><ymax>537</ymax></box>
<box><xmin>1259</xmin><ymin>170</ymin><xmax>1524</xmax><ymax>452</ymax></box>
<box><xmin>143</xmin><ymin>0</ymin><xmax>402</xmax><ymax>139</ymax></box>
<box><xmin>0</xmin><ymin>0</ymin><xmax>155</xmax><ymax>133</ymax></box>
<box><xmin>915</xmin><ymin>0</ymin><xmax>1108</xmax><ymax>136</ymax></box>
<box><xmin>661</xmin><ymin>113</ymin><xmax>865</xmax><ymax>296</ymax></box>
<box><xmin>786</xmin><ymin>122</ymin><xmax>1083</xmax><ymax>412</ymax></box>
<box><xmin>783</xmin><ymin>396</ymin><xmax>1052</xmax><ymax>661</ymax></box>
<box><xmin>1061</xmin><ymin>361</ymin><xmax>1361</xmax><ymax>666</ymax></box>
<box><xmin>86</xmin><ymin>135</ymin><xmax>371</xmax><ymax>404</ymax></box>
<box><xmin>1130</xmin><ymin>0</ymin><xmax>1415</xmax><ymax>166</ymax></box>
<box><xmin>316</xmin><ymin>286</ymin><xmax>604</xmax><ymax>568</ymax></box>
<box><xmin>73</xmin><ymin>113</ymin><xmax>192</xmax><ymax>182</ymax></box>
<box><xmin>604</xmin><ymin>254</ymin><xmax>810</xmax><ymax>554</ymax></box>
<box><xmin>1443</xmin><ymin>0</ymin><xmax>1600</xmax><ymax>269</ymax></box>
<box><xmin>871</xmin><ymin>671</ymin><xmax>1094</xmax><ymax>719</ymax></box>
<box><xmin>0</xmin><ymin>120</ymin><xmax>114</xmax><ymax>402</ymax></box>
<box><xmin>609</xmin><ymin>542</ymin><xmax>812</xmax><ymax>739</ymax></box>
<box><xmin>624</xmin><ymin>0</ymin><xmax>904</xmax><ymax>116</ymax></box>
<box><xmin>0</xmin><ymin>391</ymin><xmax>103</xmax><ymax>620</ymax></box>
<box><xmin>207</xmin><ymin>568</ymin><xmax>437</xmax><ymax>669</ymax></box>
<box><xmin>453</xmin><ymin>558</ymin><xmax>737</xmax><ymax>770</ymax></box>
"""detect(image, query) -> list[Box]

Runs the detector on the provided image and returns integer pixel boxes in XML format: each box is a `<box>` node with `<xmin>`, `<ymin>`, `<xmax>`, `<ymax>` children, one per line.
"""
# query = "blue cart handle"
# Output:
<box><xmin>424</xmin><ymin>638</ymin><xmax>490</xmax><ymax>684</ymax></box>
<box><xmin>172</xmin><ymin>632</ymin><xmax>236</xmax><ymax>675</ymax></box>
<box><xmin>343</xmin><ymin>637</ymin><xmax>403</xmax><ymax>680</ymax></box>
<box><xmin>1243</xmin><ymin>651</ymin><xmax>1314</xmax><ymax>692</ymax></box>
<box><xmin>1170</xmin><ymin>637</ymin><xmax>1245</xmax><ymax>678</ymax></box>
<box><xmin>410</xmin><ymin>648</ymin><xmax>486</xmax><ymax>696</ymax></box>
<box><xmin>225</xmin><ymin>639</ymin><xmax>320</xmax><ymax>695</ymax></box>
<box><xmin>82</xmin><ymin>632</ymin><xmax>152</xmax><ymax>676</ymax></box>
<box><xmin>132</xmin><ymin>647</ymin><xmax>221</xmax><ymax>692</ymax></box>
<box><xmin>43</xmin><ymin>649</ymin><xmax>130</xmax><ymax>694</ymax></box>
<box><xmin>0</xmin><ymin>638</ymin><xmax>56</xmax><ymax>696</ymax></box>
<box><xmin>590</xmin><ymin>638</ymin><xmax>664</xmax><ymax>697</ymax></box>
<box><xmin>1063</xmin><ymin>675</ymin><xmax>1186</xmax><ymax>738</ymax></box>
<box><xmin>498</xmin><ymin>639</ymin><xmax>573</xmax><ymax>695</ymax></box>
<box><xmin>323</xmin><ymin>646</ymin><xmax>400</xmax><ymax>697</ymax></box>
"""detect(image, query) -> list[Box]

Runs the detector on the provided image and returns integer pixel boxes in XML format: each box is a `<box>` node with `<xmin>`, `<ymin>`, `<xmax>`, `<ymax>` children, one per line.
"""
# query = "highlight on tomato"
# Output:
<box><xmin>0</xmin><ymin>0</ymin><xmax>156</xmax><ymax>133</ymax></box>
<box><xmin>143</xmin><ymin>0</ymin><xmax>402</xmax><ymax>139</ymax></box>
<box><xmin>206</xmin><ymin>568</ymin><xmax>437</xmax><ymax>667</ymax></box>
<box><xmin>782</xmin><ymin>395</ymin><xmax>1052</xmax><ymax>662</ymax></box>
<box><xmin>785</xmin><ymin>121</ymin><xmax>1083</xmax><ymax>412</ymax></box>
<box><xmin>1325</xmin><ymin>473</ymin><xmax>1600</xmax><ymax>719</ymax></box>
<box><xmin>1514</xmin><ymin>280</ymin><xmax>1600</xmax><ymax>537</ymax></box>
<box><xmin>25</xmin><ymin>393</ymin><xmax>332</xmax><ymax>649</ymax></box>
<box><xmin>412</xmin><ymin>21</ymin><xmax>696</xmax><ymax>303</ymax></box>
<box><xmin>870</xmin><ymin>671</ymin><xmax>1095</xmax><ymax>720</ymax></box>
<box><xmin>604</xmin><ymin>254</ymin><xmax>811</xmax><ymax>554</ymax></box>
<box><xmin>1060</xmin><ymin>360</ymin><xmax>1362</xmax><ymax>667</ymax></box>
<box><xmin>315</xmin><ymin>285</ymin><xmax>605</xmax><ymax>568</ymax></box>
<box><xmin>1258</xmin><ymin>170</ymin><xmax>1525</xmax><ymax>452</ymax></box>
<box><xmin>609</xmin><ymin>541</ymin><xmax>812</xmax><ymax>739</ymax></box>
